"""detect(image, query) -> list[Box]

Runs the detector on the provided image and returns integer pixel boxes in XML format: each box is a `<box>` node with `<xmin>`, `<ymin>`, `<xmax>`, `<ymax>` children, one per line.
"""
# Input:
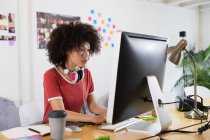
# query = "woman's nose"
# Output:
<box><xmin>83</xmin><ymin>50</ymin><xmax>89</xmax><ymax>57</ymax></box>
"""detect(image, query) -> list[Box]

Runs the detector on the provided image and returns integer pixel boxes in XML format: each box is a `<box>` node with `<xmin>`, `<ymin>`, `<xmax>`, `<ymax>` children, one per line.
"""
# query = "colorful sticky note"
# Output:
<box><xmin>102</xmin><ymin>29</ymin><xmax>106</xmax><ymax>33</ymax></box>
<box><xmin>88</xmin><ymin>16</ymin><xmax>92</xmax><ymax>21</ymax></box>
<box><xmin>105</xmin><ymin>42</ymin><xmax>108</xmax><ymax>47</ymax></box>
<box><xmin>97</xmin><ymin>12</ymin><xmax>101</xmax><ymax>17</ymax></box>
<box><xmin>98</xmin><ymin>27</ymin><xmax>101</xmax><ymax>31</ymax></box>
<box><xmin>90</xmin><ymin>10</ymin><xmax>94</xmax><ymax>14</ymax></box>
<box><xmin>87</xmin><ymin>9</ymin><xmax>116</xmax><ymax>48</ymax></box>
<box><xmin>9</xmin><ymin>41</ymin><xmax>15</xmax><ymax>46</ymax></box>
<box><xmin>111</xmin><ymin>43</ymin><xmax>115</xmax><ymax>48</ymax></box>
<box><xmin>93</xmin><ymin>19</ymin><xmax>97</xmax><ymax>24</ymax></box>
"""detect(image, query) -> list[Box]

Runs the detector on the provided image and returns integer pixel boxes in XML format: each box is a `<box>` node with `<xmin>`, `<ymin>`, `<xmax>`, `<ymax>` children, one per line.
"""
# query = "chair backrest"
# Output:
<box><xmin>184</xmin><ymin>86</ymin><xmax>210</xmax><ymax>97</ymax></box>
<box><xmin>19</xmin><ymin>100</ymin><xmax>44</xmax><ymax>127</ymax></box>
<box><xmin>0</xmin><ymin>97</ymin><xmax>21</xmax><ymax>130</ymax></box>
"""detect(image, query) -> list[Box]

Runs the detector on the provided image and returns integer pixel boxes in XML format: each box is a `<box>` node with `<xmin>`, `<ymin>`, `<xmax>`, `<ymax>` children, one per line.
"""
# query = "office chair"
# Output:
<box><xmin>185</xmin><ymin>86</ymin><xmax>210</xmax><ymax>97</ymax></box>
<box><xmin>0</xmin><ymin>97</ymin><xmax>21</xmax><ymax>130</ymax></box>
<box><xmin>19</xmin><ymin>100</ymin><xmax>44</xmax><ymax>127</ymax></box>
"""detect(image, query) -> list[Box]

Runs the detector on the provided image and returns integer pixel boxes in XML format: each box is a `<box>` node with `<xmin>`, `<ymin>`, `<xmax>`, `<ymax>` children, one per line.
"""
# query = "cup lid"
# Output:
<box><xmin>48</xmin><ymin>110</ymin><xmax>67</xmax><ymax>118</ymax></box>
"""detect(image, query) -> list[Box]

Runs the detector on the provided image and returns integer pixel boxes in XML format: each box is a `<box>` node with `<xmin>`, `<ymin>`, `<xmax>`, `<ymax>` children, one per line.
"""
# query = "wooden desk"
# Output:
<box><xmin>160</xmin><ymin>123</ymin><xmax>210</xmax><ymax>140</ymax></box>
<box><xmin>1</xmin><ymin>98</ymin><xmax>209</xmax><ymax>140</ymax></box>
<box><xmin>43</xmin><ymin>104</ymin><xmax>210</xmax><ymax>140</ymax></box>
<box><xmin>105</xmin><ymin>105</ymin><xmax>209</xmax><ymax>140</ymax></box>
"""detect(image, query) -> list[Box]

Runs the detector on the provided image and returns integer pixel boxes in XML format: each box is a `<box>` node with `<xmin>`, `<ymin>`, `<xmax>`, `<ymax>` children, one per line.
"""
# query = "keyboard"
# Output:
<box><xmin>126</xmin><ymin>121</ymin><xmax>160</xmax><ymax>134</ymax></box>
<box><xmin>98</xmin><ymin>118</ymin><xmax>140</xmax><ymax>132</ymax></box>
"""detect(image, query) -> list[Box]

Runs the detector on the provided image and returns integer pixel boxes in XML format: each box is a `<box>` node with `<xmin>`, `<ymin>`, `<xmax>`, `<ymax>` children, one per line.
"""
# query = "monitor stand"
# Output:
<box><xmin>126</xmin><ymin>75</ymin><xmax>172</xmax><ymax>135</ymax></box>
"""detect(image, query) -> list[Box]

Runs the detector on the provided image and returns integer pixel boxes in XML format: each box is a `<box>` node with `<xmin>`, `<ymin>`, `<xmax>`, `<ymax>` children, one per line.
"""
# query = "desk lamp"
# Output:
<box><xmin>168</xmin><ymin>39</ymin><xmax>205</xmax><ymax>119</ymax></box>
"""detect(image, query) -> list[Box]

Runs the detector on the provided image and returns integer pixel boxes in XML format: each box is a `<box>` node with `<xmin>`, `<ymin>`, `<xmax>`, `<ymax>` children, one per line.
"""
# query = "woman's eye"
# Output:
<box><xmin>79</xmin><ymin>48</ymin><xmax>84</xmax><ymax>52</ymax></box>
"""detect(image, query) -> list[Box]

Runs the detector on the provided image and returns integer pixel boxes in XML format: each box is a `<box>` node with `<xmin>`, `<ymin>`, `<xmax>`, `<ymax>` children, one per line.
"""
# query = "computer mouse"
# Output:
<box><xmin>67</xmin><ymin>125</ymin><xmax>82</xmax><ymax>133</ymax></box>
<box><xmin>65</xmin><ymin>127</ymin><xmax>73</xmax><ymax>133</ymax></box>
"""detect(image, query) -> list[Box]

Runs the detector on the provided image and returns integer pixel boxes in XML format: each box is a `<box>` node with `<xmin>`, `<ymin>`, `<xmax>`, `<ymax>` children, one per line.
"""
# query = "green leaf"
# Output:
<box><xmin>203</xmin><ymin>46</ymin><xmax>210</xmax><ymax>61</ymax></box>
<box><xmin>173</xmin><ymin>45</ymin><xmax>210</xmax><ymax>90</ymax></box>
<box><xmin>94</xmin><ymin>136</ymin><xmax>110</xmax><ymax>140</ymax></box>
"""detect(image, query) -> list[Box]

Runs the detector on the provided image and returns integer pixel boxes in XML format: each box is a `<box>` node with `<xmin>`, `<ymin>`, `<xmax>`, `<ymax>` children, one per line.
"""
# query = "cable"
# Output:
<box><xmin>157</xmin><ymin>98</ymin><xmax>210</xmax><ymax>139</ymax></box>
<box><xmin>159</xmin><ymin>98</ymin><xmax>206</xmax><ymax>121</ymax></box>
<box><xmin>158</xmin><ymin>100</ymin><xmax>180</xmax><ymax>105</ymax></box>
<box><xmin>159</xmin><ymin>98</ymin><xmax>205</xmax><ymax>123</ymax></box>
<box><xmin>158</xmin><ymin>129</ymin><xmax>198</xmax><ymax>140</ymax></box>
<box><xmin>198</xmin><ymin>120</ymin><xmax>210</xmax><ymax>134</ymax></box>
<box><xmin>161</xmin><ymin>129</ymin><xmax>197</xmax><ymax>134</ymax></box>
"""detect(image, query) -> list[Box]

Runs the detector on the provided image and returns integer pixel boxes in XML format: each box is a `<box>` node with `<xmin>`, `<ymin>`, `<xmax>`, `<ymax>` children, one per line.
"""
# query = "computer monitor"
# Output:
<box><xmin>107</xmin><ymin>31</ymin><xmax>172</xmax><ymax>133</ymax></box>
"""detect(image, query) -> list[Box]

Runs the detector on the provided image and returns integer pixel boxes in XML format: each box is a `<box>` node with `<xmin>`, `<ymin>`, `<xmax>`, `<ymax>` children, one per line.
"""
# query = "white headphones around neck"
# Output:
<box><xmin>63</xmin><ymin>67</ymin><xmax>85</xmax><ymax>84</ymax></box>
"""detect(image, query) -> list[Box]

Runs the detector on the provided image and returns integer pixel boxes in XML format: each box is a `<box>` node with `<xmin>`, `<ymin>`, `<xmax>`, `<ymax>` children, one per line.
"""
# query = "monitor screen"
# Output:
<box><xmin>107</xmin><ymin>31</ymin><xmax>168</xmax><ymax>124</ymax></box>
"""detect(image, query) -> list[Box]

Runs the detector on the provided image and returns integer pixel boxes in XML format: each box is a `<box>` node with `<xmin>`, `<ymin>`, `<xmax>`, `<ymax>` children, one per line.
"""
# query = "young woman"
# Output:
<box><xmin>43</xmin><ymin>22</ymin><xmax>107</xmax><ymax>124</ymax></box>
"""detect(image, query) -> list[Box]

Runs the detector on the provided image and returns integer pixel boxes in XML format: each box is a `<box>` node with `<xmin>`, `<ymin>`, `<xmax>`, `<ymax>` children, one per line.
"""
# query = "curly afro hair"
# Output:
<box><xmin>46</xmin><ymin>22</ymin><xmax>102</xmax><ymax>68</ymax></box>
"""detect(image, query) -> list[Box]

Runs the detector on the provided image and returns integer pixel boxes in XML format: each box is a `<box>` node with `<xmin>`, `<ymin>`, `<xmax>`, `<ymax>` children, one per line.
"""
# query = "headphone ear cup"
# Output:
<box><xmin>68</xmin><ymin>69</ymin><xmax>85</xmax><ymax>84</ymax></box>
<box><xmin>77</xmin><ymin>69</ymin><xmax>85</xmax><ymax>81</ymax></box>
<box><xmin>69</xmin><ymin>71</ymin><xmax>78</xmax><ymax>84</ymax></box>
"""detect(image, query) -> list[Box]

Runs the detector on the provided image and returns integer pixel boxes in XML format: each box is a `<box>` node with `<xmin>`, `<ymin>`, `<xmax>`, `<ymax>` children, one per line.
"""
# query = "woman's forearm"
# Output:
<box><xmin>65</xmin><ymin>110</ymin><xmax>93</xmax><ymax>122</ymax></box>
<box><xmin>65</xmin><ymin>109</ymin><xmax>106</xmax><ymax>124</ymax></box>
<box><xmin>89</xmin><ymin>104</ymin><xmax>107</xmax><ymax>115</ymax></box>
<box><xmin>87</xmin><ymin>94</ymin><xmax>107</xmax><ymax>115</ymax></box>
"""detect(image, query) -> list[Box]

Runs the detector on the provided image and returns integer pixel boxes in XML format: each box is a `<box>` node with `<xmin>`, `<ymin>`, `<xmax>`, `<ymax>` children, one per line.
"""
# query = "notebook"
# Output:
<box><xmin>1</xmin><ymin>125</ymin><xmax>50</xmax><ymax>139</ymax></box>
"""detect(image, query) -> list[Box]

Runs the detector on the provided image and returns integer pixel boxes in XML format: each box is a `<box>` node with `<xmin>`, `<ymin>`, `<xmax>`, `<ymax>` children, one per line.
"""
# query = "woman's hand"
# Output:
<box><xmin>91</xmin><ymin>114</ymin><xmax>107</xmax><ymax>124</ymax></box>
<box><xmin>87</xmin><ymin>94</ymin><xmax>107</xmax><ymax>115</ymax></box>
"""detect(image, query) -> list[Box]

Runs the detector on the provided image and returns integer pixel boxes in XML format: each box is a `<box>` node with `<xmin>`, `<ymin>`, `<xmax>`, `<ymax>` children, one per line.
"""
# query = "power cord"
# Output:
<box><xmin>198</xmin><ymin>120</ymin><xmax>210</xmax><ymax>134</ymax></box>
<box><xmin>157</xmin><ymin>99</ymin><xmax>210</xmax><ymax>140</ymax></box>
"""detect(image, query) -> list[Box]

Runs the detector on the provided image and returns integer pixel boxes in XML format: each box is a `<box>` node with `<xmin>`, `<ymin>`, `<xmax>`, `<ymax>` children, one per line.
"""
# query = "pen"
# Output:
<box><xmin>28</xmin><ymin>128</ymin><xmax>41</xmax><ymax>134</ymax></box>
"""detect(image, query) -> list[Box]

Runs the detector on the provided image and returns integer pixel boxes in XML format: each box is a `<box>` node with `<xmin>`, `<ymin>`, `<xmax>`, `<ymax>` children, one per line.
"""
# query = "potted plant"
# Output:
<box><xmin>173</xmin><ymin>45</ymin><xmax>210</xmax><ymax>92</ymax></box>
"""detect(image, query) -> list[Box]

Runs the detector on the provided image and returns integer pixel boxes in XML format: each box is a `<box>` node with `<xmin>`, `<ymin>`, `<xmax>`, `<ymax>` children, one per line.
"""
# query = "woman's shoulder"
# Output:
<box><xmin>44</xmin><ymin>67</ymin><xmax>58</xmax><ymax>78</ymax></box>
<box><xmin>84</xmin><ymin>67</ymin><xmax>91</xmax><ymax>75</ymax></box>
<box><xmin>83</xmin><ymin>68</ymin><xmax>94</xmax><ymax>81</ymax></box>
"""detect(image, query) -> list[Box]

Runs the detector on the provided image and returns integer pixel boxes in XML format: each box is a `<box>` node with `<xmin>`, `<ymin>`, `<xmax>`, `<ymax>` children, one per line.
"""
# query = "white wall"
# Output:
<box><xmin>0</xmin><ymin>0</ymin><xmax>200</xmax><ymax>105</ymax></box>
<box><xmin>0</xmin><ymin>0</ymin><xmax>20</xmax><ymax>104</ymax></box>
<box><xmin>200</xmin><ymin>10</ymin><xmax>210</xmax><ymax>50</ymax></box>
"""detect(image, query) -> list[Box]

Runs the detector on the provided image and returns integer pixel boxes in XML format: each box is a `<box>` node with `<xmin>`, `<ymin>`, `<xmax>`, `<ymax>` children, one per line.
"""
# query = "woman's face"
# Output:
<box><xmin>66</xmin><ymin>42</ymin><xmax>90</xmax><ymax>70</ymax></box>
